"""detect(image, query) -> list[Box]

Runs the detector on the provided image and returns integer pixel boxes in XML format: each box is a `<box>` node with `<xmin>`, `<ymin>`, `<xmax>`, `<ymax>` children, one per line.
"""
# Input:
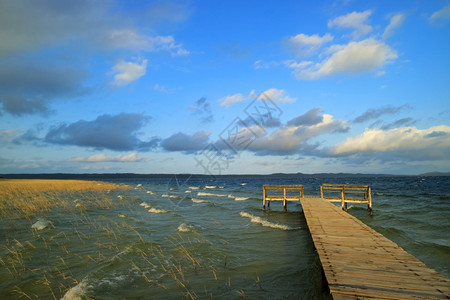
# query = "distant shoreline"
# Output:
<box><xmin>1</xmin><ymin>171</ymin><xmax>449</xmax><ymax>180</ymax></box>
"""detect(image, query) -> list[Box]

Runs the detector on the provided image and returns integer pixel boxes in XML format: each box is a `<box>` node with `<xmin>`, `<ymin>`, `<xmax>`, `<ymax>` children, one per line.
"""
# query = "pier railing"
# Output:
<box><xmin>320</xmin><ymin>184</ymin><xmax>372</xmax><ymax>215</ymax></box>
<box><xmin>263</xmin><ymin>184</ymin><xmax>304</xmax><ymax>210</ymax></box>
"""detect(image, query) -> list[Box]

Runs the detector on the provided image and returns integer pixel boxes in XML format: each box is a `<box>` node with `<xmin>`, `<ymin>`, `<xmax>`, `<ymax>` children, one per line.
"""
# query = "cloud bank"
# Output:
<box><xmin>45</xmin><ymin>113</ymin><xmax>158</xmax><ymax>151</ymax></box>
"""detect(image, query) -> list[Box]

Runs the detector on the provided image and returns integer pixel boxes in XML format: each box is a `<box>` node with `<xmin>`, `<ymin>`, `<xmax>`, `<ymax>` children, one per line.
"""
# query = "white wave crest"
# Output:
<box><xmin>240</xmin><ymin>212</ymin><xmax>295</xmax><ymax>231</ymax></box>
<box><xmin>140</xmin><ymin>202</ymin><xmax>151</xmax><ymax>209</ymax></box>
<box><xmin>162</xmin><ymin>194</ymin><xmax>181</xmax><ymax>199</ymax></box>
<box><xmin>31</xmin><ymin>218</ymin><xmax>53</xmax><ymax>231</ymax></box>
<box><xmin>61</xmin><ymin>277</ymin><xmax>90</xmax><ymax>300</ymax></box>
<box><xmin>148</xmin><ymin>208</ymin><xmax>168</xmax><ymax>214</ymax></box>
<box><xmin>234</xmin><ymin>197</ymin><xmax>250</xmax><ymax>201</ymax></box>
<box><xmin>189</xmin><ymin>186</ymin><xmax>199</xmax><ymax>190</ymax></box>
<box><xmin>146</xmin><ymin>190</ymin><xmax>155</xmax><ymax>195</ymax></box>
<box><xmin>204</xmin><ymin>185</ymin><xmax>216</xmax><ymax>189</ymax></box>
<box><xmin>141</xmin><ymin>202</ymin><xmax>168</xmax><ymax>213</ymax></box>
<box><xmin>177</xmin><ymin>223</ymin><xmax>195</xmax><ymax>233</ymax></box>
<box><xmin>192</xmin><ymin>198</ymin><xmax>207</xmax><ymax>203</ymax></box>
<box><xmin>197</xmin><ymin>192</ymin><xmax>228</xmax><ymax>197</ymax></box>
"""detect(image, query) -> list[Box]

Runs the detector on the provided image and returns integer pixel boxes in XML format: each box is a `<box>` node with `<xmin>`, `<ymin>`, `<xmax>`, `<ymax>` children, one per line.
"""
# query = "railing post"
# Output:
<box><xmin>283</xmin><ymin>188</ymin><xmax>287</xmax><ymax>211</ymax></box>
<box><xmin>341</xmin><ymin>187</ymin><xmax>345</xmax><ymax>211</ymax></box>
<box><xmin>263</xmin><ymin>186</ymin><xmax>266</xmax><ymax>210</ymax></box>
<box><xmin>368</xmin><ymin>186</ymin><xmax>373</xmax><ymax>216</ymax></box>
<box><xmin>320</xmin><ymin>186</ymin><xmax>324</xmax><ymax>198</ymax></box>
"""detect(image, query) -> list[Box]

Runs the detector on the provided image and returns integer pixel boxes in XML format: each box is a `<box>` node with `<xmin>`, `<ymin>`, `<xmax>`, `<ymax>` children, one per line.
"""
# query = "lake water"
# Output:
<box><xmin>0</xmin><ymin>175</ymin><xmax>448</xmax><ymax>299</ymax></box>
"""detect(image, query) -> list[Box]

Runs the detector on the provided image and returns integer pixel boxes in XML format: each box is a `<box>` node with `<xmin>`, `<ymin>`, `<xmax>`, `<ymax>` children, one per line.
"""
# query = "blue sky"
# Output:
<box><xmin>1</xmin><ymin>0</ymin><xmax>449</xmax><ymax>175</ymax></box>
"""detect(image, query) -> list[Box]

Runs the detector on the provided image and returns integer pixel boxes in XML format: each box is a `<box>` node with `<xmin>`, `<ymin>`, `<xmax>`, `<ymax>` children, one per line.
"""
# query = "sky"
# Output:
<box><xmin>1</xmin><ymin>0</ymin><xmax>450</xmax><ymax>175</ymax></box>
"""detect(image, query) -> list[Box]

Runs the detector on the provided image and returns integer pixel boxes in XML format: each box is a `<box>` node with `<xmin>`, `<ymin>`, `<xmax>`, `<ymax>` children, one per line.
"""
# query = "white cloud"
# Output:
<box><xmin>70</xmin><ymin>152</ymin><xmax>146</xmax><ymax>163</ymax></box>
<box><xmin>328</xmin><ymin>10</ymin><xmax>373</xmax><ymax>39</ymax></box>
<box><xmin>430</xmin><ymin>5</ymin><xmax>450</xmax><ymax>22</ymax></box>
<box><xmin>257</xmin><ymin>88</ymin><xmax>296</xmax><ymax>103</ymax></box>
<box><xmin>106</xmin><ymin>30</ymin><xmax>189</xmax><ymax>55</ymax></box>
<box><xmin>112</xmin><ymin>58</ymin><xmax>148</xmax><ymax>86</ymax></box>
<box><xmin>287</xmin><ymin>33</ymin><xmax>333</xmax><ymax>56</ymax></box>
<box><xmin>219</xmin><ymin>88</ymin><xmax>295</xmax><ymax>107</ymax></box>
<box><xmin>383</xmin><ymin>14</ymin><xmax>406</xmax><ymax>39</ymax></box>
<box><xmin>291</xmin><ymin>38</ymin><xmax>397</xmax><ymax>80</ymax></box>
<box><xmin>219</xmin><ymin>92</ymin><xmax>249</xmax><ymax>107</ymax></box>
<box><xmin>249</xmin><ymin>112</ymin><xmax>349</xmax><ymax>155</ymax></box>
<box><xmin>332</xmin><ymin>125</ymin><xmax>450</xmax><ymax>160</ymax></box>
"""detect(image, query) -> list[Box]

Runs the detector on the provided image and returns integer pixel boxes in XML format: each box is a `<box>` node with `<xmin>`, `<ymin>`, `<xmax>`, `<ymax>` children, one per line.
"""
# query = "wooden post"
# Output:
<box><xmin>283</xmin><ymin>188</ymin><xmax>287</xmax><ymax>211</ymax></box>
<box><xmin>263</xmin><ymin>186</ymin><xmax>266</xmax><ymax>210</ymax></box>
<box><xmin>320</xmin><ymin>186</ymin><xmax>324</xmax><ymax>198</ymax></box>
<box><xmin>368</xmin><ymin>186</ymin><xmax>373</xmax><ymax>216</ymax></box>
<box><xmin>341</xmin><ymin>187</ymin><xmax>345</xmax><ymax>211</ymax></box>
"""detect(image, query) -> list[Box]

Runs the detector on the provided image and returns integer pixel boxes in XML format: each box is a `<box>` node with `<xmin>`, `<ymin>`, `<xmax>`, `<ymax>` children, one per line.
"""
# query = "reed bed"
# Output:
<box><xmin>0</xmin><ymin>179</ymin><xmax>129</xmax><ymax>219</ymax></box>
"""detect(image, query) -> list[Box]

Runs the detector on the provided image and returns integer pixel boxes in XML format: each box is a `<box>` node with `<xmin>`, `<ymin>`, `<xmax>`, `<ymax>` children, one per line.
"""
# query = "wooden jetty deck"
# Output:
<box><xmin>302</xmin><ymin>197</ymin><xmax>450</xmax><ymax>299</ymax></box>
<box><xmin>262</xmin><ymin>185</ymin><xmax>450</xmax><ymax>299</ymax></box>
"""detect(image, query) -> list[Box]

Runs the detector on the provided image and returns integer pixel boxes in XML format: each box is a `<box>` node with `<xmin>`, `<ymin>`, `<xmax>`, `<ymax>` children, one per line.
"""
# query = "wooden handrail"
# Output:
<box><xmin>320</xmin><ymin>184</ymin><xmax>372</xmax><ymax>215</ymax></box>
<box><xmin>263</xmin><ymin>185</ymin><xmax>304</xmax><ymax>211</ymax></box>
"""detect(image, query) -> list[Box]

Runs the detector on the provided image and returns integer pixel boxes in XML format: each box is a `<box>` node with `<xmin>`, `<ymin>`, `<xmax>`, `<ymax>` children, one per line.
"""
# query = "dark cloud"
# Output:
<box><xmin>0</xmin><ymin>96</ymin><xmax>51</xmax><ymax>116</ymax></box>
<box><xmin>45</xmin><ymin>113</ymin><xmax>159</xmax><ymax>151</ymax></box>
<box><xmin>287</xmin><ymin>107</ymin><xmax>323</xmax><ymax>126</ymax></box>
<box><xmin>0</xmin><ymin>61</ymin><xmax>88</xmax><ymax>116</ymax></box>
<box><xmin>161</xmin><ymin>131</ymin><xmax>210</xmax><ymax>152</ymax></box>
<box><xmin>380</xmin><ymin>117</ymin><xmax>416</xmax><ymax>130</ymax></box>
<box><xmin>353</xmin><ymin>105</ymin><xmax>411</xmax><ymax>123</ymax></box>
<box><xmin>425</xmin><ymin>131</ymin><xmax>449</xmax><ymax>138</ymax></box>
<box><xmin>189</xmin><ymin>97</ymin><xmax>214</xmax><ymax>123</ymax></box>
<box><xmin>242</xmin><ymin>114</ymin><xmax>282</xmax><ymax>128</ymax></box>
<box><xmin>0</xmin><ymin>0</ymin><xmax>114</xmax><ymax>57</ymax></box>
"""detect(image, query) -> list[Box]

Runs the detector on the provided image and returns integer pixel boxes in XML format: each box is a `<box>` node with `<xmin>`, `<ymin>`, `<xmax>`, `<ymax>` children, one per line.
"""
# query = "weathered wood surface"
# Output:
<box><xmin>300</xmin><ymin>197</ymin><xmax>450</xmax><ymax>299</ymax></box>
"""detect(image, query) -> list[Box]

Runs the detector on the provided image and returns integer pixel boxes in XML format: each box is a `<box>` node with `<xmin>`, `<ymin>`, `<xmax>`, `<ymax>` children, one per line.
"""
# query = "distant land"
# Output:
<box><xmin>1</xmin><ymin>172</ymin><xmax>449</xmax><ymax>180</ymax></box>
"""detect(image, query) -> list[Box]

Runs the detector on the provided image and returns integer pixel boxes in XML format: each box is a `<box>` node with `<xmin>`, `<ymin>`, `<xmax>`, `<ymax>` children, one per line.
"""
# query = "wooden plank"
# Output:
<box><xmin>300</xmin><ymin>197</ymin><xmax>450</xmax><ymax>300</ymax></box>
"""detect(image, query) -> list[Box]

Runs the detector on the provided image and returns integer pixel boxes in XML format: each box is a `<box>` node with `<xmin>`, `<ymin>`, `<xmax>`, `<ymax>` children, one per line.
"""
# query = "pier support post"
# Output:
<box><xmin>368</xmin><ymin>186</ymin><xmax>373</xmax><ymax>216</ymax></box>
<box><xmin>283</xmin><ymin>188</ymin><xmax>287</xmax><ymax>211</ymax></box>
<box><xmin>341</xmin><ymin>188</ymin><xmax>346</xmax><ymax>211</ymax></box>
<box><xmin>263</xmin><ymin>186</ymin><xmax>266</xmax><ymax>210</ymax></box>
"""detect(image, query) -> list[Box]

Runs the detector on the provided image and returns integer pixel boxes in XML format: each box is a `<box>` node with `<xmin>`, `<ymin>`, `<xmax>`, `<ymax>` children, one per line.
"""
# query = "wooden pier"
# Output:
<box><xmin>263</xmin><ymin>185</ymin><xmax>450</xmax><ymax>299</ymax></box>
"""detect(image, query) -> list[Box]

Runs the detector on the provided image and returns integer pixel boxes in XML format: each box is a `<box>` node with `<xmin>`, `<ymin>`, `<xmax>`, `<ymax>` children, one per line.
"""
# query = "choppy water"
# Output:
<box><xmin>0</xmin><ymin>175</ymin><xmax>449</xmax><ymax>299</ymax></box>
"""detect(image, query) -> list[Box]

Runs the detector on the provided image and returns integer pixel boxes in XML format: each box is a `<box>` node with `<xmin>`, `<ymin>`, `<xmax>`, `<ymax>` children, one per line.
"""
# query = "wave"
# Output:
<box><xmin>204</xmin><ymin>185</ymin><xmax>216</xmax><ymax>189</ymax></box>
<box><xmin>239</xmin><ymin>212</ymin><xmax>298</xmax><ymax>231</ymax></box>
<box><xmin>197</xmin><ymin>192</ymin><xmax>228</xmax><ymax>197</ymax></box>
<box><xmin>161</xmin><ymin>194</ymin><xmax>181</xmax><ymax>199</ymax></box>
<box><xmin>146</xmin><ymin>190</ymin><xmax>155</xmax><ymax>195</ymax></box>
<box><xmin>235</xmin><ymin>197</ymin><xmax>250</xmax><ymax>201</ymax></box>
<box><xmin>189</xmin><ymin>186</ymin><xmax>199</xmax><ymax>190</ymax></box>
<box><xmin>61</xmin><ymin>277</ymin><xmax>90</xmax><ymax>300</ymax></box>
<box><xmin>192</xmin><ymin>198</ymin><xmax>208</xmax><ymax>204</ymax></box>
<box><xmin>177</xmin><ymin>223</ymin><xmax>197</xmax><ymax>233</ymax></box>
<box><xmin>140</xmin><ymin>202</ymin><xmax>168</xmax><ymax>213</ymax></box>
<box><xmin>140</xmin><ymin>202</ymin><xmax>151</xmax><ymax>209</ymax></box>
<box><xmin>148</xmin><ymin>208</ymin><xmax>168</xmax><ymax>214</ymax></box>
<box><xmin>31</xmin><ymin>218</ymin><xmax>53</xmax><ymax>231</ymax></box>
<box><xmin>61</xmin><ymin>246</ymin><xmax>136</xmax><ymax>299</ymax></box>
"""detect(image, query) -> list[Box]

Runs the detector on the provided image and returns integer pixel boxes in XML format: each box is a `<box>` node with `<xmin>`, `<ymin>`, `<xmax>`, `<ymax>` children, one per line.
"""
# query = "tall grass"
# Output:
<box><xmin>0</xmin><ymin>179</ymin><xmax>129</xmax><ymax>219</ymax></box>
